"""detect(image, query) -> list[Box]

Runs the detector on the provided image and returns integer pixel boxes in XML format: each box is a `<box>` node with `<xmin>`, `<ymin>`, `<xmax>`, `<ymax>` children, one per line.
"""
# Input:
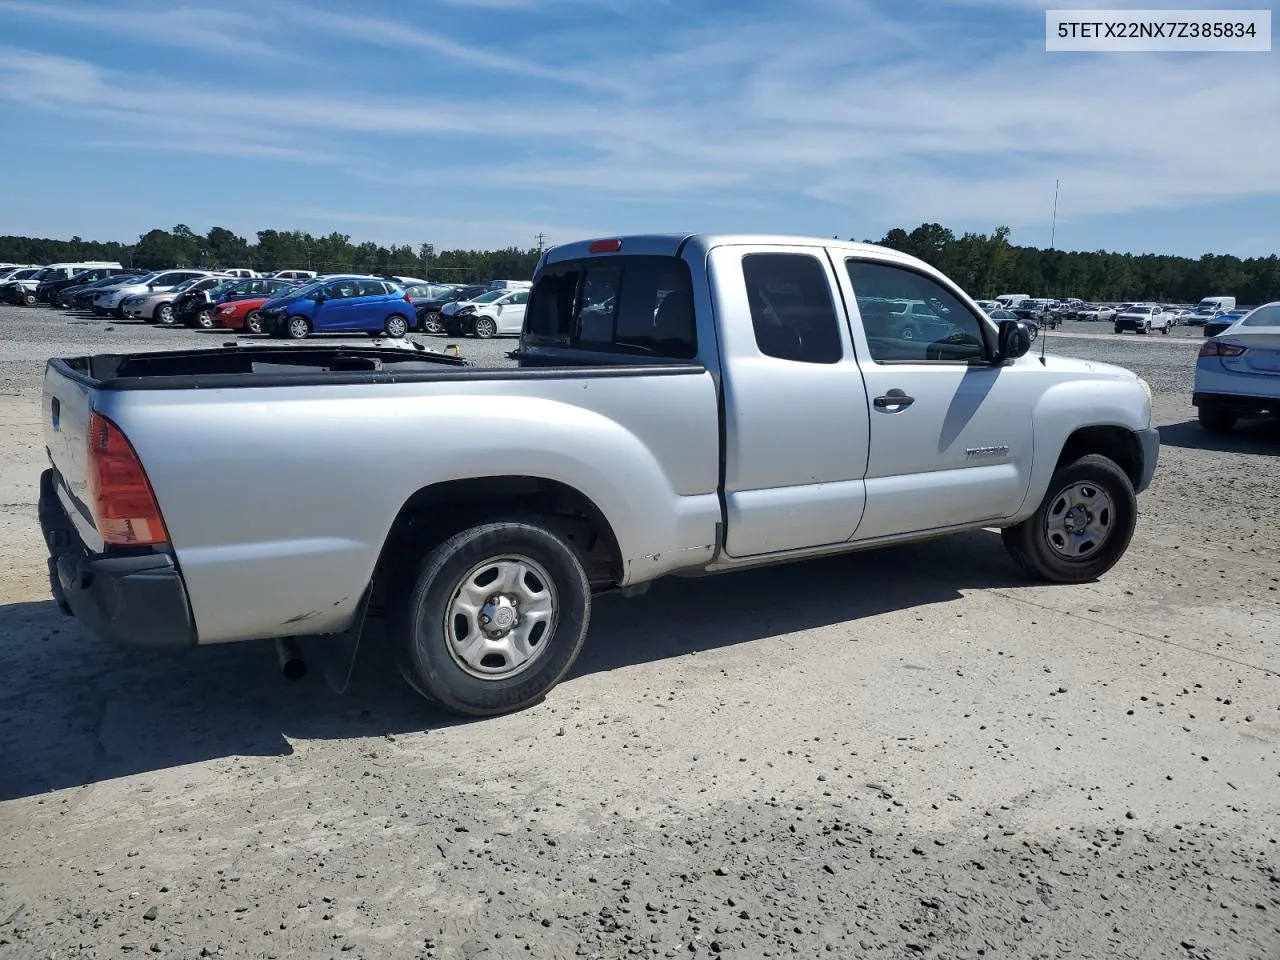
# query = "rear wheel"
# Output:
<box><xmin>1113</xmin><ymin>325</ymin><xmax>1123</xmax><ymax>335</ymax></box>
<box><xmin>391</xmin><ymin>520</ymin><xmax>591</xmax><ymax>716</ymax></box>
<box><xmin>243</xmin><ymin>310</ymin><xmax>263</xmax><ymax>335</ymax></box>
<box><xmin>1002</xmin><ymin>453</ymin><xmax>1137</xmax><ymax>584</ymax></box>
<box><xmin>384</xmin><ymin>314</ymin><xmax>409</xmax><ymax>338</ymax></box>
<box><xmin>473</xmin><ymin>316</ymin><xmax>497</xmax><ymax>339</ymax></box>
<box><xmin>22</xmin><ymin>291</ymin><xmax>37</xmax><ymax>306</ymax></box>
<box><xmin>286</xmin><ymin>315</ymin><xmax>310</xmax><ymax>339</ymax></box>
<box><xmin>1198</xmin><ymin>403</ymin><xmax>1236</xmax><ymax>435</ymax></box>
<box><xmin>154</xmin><ymin>302</ymin><xmax>175</xmax><ymax>326</ymax></box>
<box><xmin>421</xmin><ymin>310</ymin><xmax>443</xmax><ymax>334</ymax></box>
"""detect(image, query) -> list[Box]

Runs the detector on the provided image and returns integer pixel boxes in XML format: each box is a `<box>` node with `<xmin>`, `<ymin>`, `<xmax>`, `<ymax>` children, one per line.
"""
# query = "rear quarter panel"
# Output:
<box><xmin>94</xmin><ymin>371</ymin><xmax>722</xmax><ymax>644</ymax></box>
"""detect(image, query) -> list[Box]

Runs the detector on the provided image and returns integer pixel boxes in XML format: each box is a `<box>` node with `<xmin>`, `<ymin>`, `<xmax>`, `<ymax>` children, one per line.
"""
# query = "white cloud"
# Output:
<box><xmin>0</xmin><ymin>0</ymin><xmax>1277</xmax><ymax>246</ymax></box>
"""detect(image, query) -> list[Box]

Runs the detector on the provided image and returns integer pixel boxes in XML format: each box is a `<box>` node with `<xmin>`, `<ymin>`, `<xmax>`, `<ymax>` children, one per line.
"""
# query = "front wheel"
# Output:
<box><xmin>286</xmin><ymin>316</ymin><xmax>310</xmax><ymax>339</ymax></box>
<box><xmin>1001</xmin><ymin>453</ymin><xmax>1137</xmax><ymax>584</ymax></box>
<box><xmin>195</xmin><ymin>307</ymin><xmax>215</xmax><ymax>329</ymax></box>
<box><xmin>391</xmin><ymin>520</ymin><xmax>592</xmax><ymax>717</ymax></box>
<box><xmin>473</xmin><ymin>316</ymin><xmax>497</xmax><ymax>339</ymax></box>
<box><xmin>384</xmin><ymin>313</ymin><xmax>409</xmax><ymax>338</ymax></box>
<box><xmin>243</xmin><ymin>310</ymin><xmax>263</xmax><ymax>335</ymax></box>
<box><xmin>154</xmin><ymin>302</ymin><xmax>175</xmax><ymax>326</ymax></box>
<box><xmin>1113</xmin><ymin>325</ymin><xmax>1123</xmax><ymax>335</ymax></box>
<box><xmin>22</xmin><ymin>291</ymin><xmax>37</xmax><ymax>306</ymax></box>
<box><xmin>421</xmin><ymin>310</ymin><xmax>443</xmax><ymax>334</ymax></box>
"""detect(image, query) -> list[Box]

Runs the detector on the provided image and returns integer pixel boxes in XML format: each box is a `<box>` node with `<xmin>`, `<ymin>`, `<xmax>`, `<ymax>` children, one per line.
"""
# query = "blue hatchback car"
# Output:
<box><xmin>259</xmin><ymin>275</ymin><xmax>417</xmax><ymax>339</ymax></box>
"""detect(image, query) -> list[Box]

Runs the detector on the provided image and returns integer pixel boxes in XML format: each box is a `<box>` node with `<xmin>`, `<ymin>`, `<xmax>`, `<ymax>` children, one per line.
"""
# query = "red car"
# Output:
<box><xmin>213</xmin><ymin>297</ymin><xmax>271</xmax><ymax>334</ymax></box>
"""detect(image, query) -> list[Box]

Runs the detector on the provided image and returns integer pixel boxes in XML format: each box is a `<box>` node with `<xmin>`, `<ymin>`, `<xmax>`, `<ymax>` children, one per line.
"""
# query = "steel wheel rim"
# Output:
<box><xmin>289</xmin><ymin>317</ymin><xmax>308</xmax><ymax>338</ymax></box>
<box><xmin>1044</xmin><ymin>481</ymin><xmax>1115</xmax><ymax>560</ymax></box>
<box><xmin>443</xmin><ymin>554</ymin><xmax>558</xmax><ymax>681</ymax></box>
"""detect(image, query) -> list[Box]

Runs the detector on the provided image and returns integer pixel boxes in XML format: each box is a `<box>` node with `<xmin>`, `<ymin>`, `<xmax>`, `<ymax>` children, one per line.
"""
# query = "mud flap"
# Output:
<box><xmin>307</xmin><ymin>583</ymin><xmax>374</xmax><ymax>695</ymax></box>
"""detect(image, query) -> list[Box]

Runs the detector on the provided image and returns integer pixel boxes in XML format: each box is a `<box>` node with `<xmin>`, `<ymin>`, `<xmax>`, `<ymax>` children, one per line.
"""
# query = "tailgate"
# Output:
<box><xmin>42</xmin><ymin>359</ymin><xmax>103</xmax><ymax>551</ymax></box>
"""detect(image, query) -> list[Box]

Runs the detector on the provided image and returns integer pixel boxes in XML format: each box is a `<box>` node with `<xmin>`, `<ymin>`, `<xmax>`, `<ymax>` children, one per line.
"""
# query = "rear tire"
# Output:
<box><xmin>391</xmin><ymin>520</ymin><xmax>591</xmax><ymax>716</ymax></box>
<box><xmin>1001</xmin><ymin>453</ymin><xmax>1137</xmax><ymax>584</ymax></box>
<box><xmin>154</xmin><ymin>302</ymin><xmax>175</xmax><ymax>326</ymax></box>
<box><xmin>384</xmin><ymin>314</ymin><xmax>409</xmax><ymax>338</ymax></box>
<box><xmin>195</xmin><ymin>306</ymin><xmax>215</xmax><ymax>329</ymax></box>
<box><xmin>1197</xmin><ymin>403</ymin><xmax>1236</xmax><ymax>435</ymax></box>
<box><xmin>22</xmin><ymin>291</ymin><xmax>37</xmax><ymax>306</ymax></box>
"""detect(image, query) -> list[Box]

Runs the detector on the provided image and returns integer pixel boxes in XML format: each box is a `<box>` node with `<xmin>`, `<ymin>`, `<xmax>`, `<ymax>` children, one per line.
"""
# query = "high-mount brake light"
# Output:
<box><xmin>1199</xmin><ymin>340</ymin><xmax>1246</xmax><ymax>358</ymax></box>
<box><xmin>86</xmin><ymin>412</ymin><xmax>169</xmax><ymax>546</ymax></box>
<box><xmin>589</xmin><ymin>239</ymin><xmax>623</xmax><ymax>253</ymax></box>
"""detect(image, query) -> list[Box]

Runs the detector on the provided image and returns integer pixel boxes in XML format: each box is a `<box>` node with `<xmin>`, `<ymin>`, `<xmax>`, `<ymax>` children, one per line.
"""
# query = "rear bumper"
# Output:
<box><xmin>1135</xmin><ymin>426</ymin><xmax>1160</xmax><ymax>495</ymax></box>
<box><xmin>1192</xmin><ymin>391</ymin><xmax>1280</xmax><ymax>415</ymax></box>
<box><xmin>38</xmin><ymin>468</ymin><xmax>196</xmax><ymax>650</ymax></box>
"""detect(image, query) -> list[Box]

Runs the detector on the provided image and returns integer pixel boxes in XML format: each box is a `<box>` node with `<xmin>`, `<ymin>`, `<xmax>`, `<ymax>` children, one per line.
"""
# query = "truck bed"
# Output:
<box><xmin>42</xmin><ymin>344</ymin><xmax>723</xmax><ymax>646</ymax></box>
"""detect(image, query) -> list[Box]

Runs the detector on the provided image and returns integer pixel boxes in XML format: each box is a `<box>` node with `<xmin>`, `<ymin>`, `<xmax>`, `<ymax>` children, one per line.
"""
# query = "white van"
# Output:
<box><xmin>489</xmin><ymin>279</ymin><xmax>532</xmax><ymax>290</ymax></box>
<box><xmin>1196</xmin><ymin>296</ymin><xmax>1236</xmax><ymax>313</ymax></box>
<box><xmin>996</xmin><ymin>293</ymin><xmax>1031</xmax><ymax>308</ymax></box>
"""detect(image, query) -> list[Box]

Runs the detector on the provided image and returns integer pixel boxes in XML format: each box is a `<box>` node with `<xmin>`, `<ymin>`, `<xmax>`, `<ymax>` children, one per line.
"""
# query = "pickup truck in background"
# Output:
<box><xmin>39</xmin><ymin>233</ymin><xmax>1160</xmax><ymax>717</ymax></box>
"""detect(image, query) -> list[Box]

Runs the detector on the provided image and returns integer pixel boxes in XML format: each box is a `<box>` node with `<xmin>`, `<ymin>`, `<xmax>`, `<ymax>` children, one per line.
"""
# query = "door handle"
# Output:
<box><xmin>873</xmin><ymin>392</ymin><xmax>915</xmax><ymax>409</ymax></box>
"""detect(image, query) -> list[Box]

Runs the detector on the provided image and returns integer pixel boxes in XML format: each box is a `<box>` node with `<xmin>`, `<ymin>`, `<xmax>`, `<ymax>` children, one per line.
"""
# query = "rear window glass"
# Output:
<box><xmin>525</xmin><ymin>255</ymin><xmax>697</xmax><ymax>359</ymax></box>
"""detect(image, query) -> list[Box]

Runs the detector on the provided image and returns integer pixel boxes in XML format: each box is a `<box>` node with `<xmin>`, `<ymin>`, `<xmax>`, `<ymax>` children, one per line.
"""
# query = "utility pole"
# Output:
<box><xmin>1050</xmin><ymin>179</ymin><xmax>1059</xmax><ymax>250</ymax></box>
<box><xmin>535</xmin><ymin>232</ymin><xmax>546</xmax><ymax>253</ymax></box>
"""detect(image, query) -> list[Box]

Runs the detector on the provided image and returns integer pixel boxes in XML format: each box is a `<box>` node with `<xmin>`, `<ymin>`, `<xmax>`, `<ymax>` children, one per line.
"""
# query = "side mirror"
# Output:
<box><xmin>311</xmin><ymin>293</ymin><xmax>327</xmax><ymax>303</ymax></box>
<box><xmin>997</xmin><ymin>319</ymin><xmax>1032</xmax><ymax>360</ymax></box>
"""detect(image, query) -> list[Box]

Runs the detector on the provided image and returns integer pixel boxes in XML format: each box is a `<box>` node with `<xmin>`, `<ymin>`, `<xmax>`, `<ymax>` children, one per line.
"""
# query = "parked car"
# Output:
<box><xmin>221</xmin><ymin>268</ymin><xmax>260</xmax><ymax>279</ymax></box>
<box><xmin>985</xmin><ymin>307</ymin><xmax>1035</xmax><ymax>339</ymax></box>
<box><xmin>62</xmin><ymin>273</ymin><xmax>144</xmax><ymax>310</ymax></box>
<box><xmin>92</xmin><ymin>270</ymin><xmax>214</xmax><ymax>318</ymax></box>
<box><xmin>2</xmin><ymin>261</ymin><xmax>123</xmax><ymax>305</ymax></box>
<box><xmin>0</xmin><ymin>264</ymin><xmax>40</xmax><ymax>280</ymax></box>
<box><xmin>211</xmin><ymin>295</ymin><xmax>276</xmax><ymax>334</ymax></box>
<box><xmin>0</xmin><ymin>267</ymin><xmax>44</xmax><ymax>300</ymax></box>
<box><xmin>973</xmin><ymin>299</ymin><xmax>1000</xmax><ymax>313</ymax></box>
<box><xmin>38</xmin><ymin>232</ymin><xmax>1159</xmax><ymax>717</ymax></box>
<box><xmin>40</xmin><ymin>267</ymin><xmax>141</xmax><ymax>307</ymax></box>
<box><xmin>122</xmin><ymin>275</ymin><xmax>232</xmax><ymax>325</ymax></box>
<box><xmin>1203</xmin><ymin>310</ymin><xmax>1250</xmax><ymax>338</ymax></box>
<box><xmin>1193</xmin><ymin>301</ymin><xmax>1280</xmax><ymax>434</ymax></box>
<box><xmin>440</xmin><ymin>288</ymin><xmax>531</xmax><ymax>338</ymax></box>
<box><xmin>175</xmin><ymin>277</ymin><xmax>297</xmax><ymax>328</ymax></box>
<box><xmin>270</xmin><ymin>269</ymin><xmax>318</xmax><ymax>282</ymax></box>
<box><xmin>258</xmin><ymin>276</ymin><xmax>416</xmax><ymax>338</ymax></box>
<box><xmin>1114</xmin><ymin>304</ymin><xmax>1172</xmax><ymax>335</ymax></box>
<box><xmin>414</xmin><ymin>284</ymin><xmax>491</xmax><ymax>334</ymax></box>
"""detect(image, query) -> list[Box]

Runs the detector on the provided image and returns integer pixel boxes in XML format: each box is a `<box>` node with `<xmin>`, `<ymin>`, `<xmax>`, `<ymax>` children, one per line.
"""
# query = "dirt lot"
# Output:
<box><xmin>1</xmin><ymin>306</ymin><xmax>1278</xmax><ymax>960</ymax></box>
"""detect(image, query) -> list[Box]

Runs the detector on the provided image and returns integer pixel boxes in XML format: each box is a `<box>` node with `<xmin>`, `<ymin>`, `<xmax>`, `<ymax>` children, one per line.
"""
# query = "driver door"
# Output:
<box><xmin>496</xmin><ymin>291</ymin><xmax>528</xmax><ymax>334</ymax></box>
<box><xmin>835</xmin><ymin>257</ymin><xmax>1036</xmax><ymax>542</ymax></box>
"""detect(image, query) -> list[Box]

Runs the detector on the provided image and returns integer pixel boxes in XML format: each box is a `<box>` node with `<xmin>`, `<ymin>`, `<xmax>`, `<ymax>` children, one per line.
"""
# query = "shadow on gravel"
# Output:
<box><xmin>0</xmin><ymin>530</ymin><xmax>1030</xmax><ymax>801</ymax></box>
<box><xmin>1159</xmin><ymin>417</ymin><xmax>1280</xmax><ymax>456</ymax></box>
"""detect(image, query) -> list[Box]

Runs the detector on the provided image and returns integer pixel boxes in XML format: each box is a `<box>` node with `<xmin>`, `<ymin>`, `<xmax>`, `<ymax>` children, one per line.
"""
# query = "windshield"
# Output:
<box><xmin>470</xmin><ymin>290</ymin><xmax>508</xmax><ymax>303</ymax></box>
<box><xmin>171</xmin><ymin>277</ymin><xmax>204</xmax><ymax>293</ymax></box>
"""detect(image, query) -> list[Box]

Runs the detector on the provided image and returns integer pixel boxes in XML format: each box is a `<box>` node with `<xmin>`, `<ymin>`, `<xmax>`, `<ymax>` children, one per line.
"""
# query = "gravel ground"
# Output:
<box><xmin>1</xmin><ymin>304</ymin><xmax>1278</xmax><ymax>960</ymax></box>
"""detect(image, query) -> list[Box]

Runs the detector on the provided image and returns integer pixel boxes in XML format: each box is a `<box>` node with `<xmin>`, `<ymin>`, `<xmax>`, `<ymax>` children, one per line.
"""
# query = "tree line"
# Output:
<box><xmin>3</xmin><ymin>222</ymin><xmax>1276</xmax><ymax>303</ymax></box>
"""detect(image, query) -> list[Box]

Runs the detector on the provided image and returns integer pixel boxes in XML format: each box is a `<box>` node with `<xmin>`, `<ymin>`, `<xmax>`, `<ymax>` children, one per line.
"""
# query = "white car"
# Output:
<box><xmin>1114</xmin><ymin>304</ymin><xmax>1172</xmax><ymax>335</ymax></box>
<box><xmin>92</xmin><ymin>269</ymin><xmax>216</xmax><ymax>317</ymax></box>
<box><xmin>440</xmin><ymin>288</ymin><xmax>529</xmax><ymax>338</ymax></box>
<box><xmin>973</xmin><ymin>299</ymin><xmax>1000</xmax><ymax>313</ymax></box>
<box><xmin>221</xmin><ymin>268</ymin><xmax>259</xmax><ymax>279</ymax></box>
<box><xmin>1193</xmin><ymin>301</ymin><xmax>1280</xmax><ymax>434</ymax></box>
<box><xmin>270</xmin><ymin>269</ymin><xmax>318</xmax><ymax>282</ymax></box>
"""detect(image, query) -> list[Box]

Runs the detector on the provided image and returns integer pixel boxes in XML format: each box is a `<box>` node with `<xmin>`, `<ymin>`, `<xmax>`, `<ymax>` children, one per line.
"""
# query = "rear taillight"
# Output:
<box><xmin>1199</xmin><ymin>340</ymin><xmax>1246</xmax><ymax>358</ymax></box>
<box><xmin>86</xmin><ymin>412</ymin><xmax>169</xmax><ymax>546</ymax></box>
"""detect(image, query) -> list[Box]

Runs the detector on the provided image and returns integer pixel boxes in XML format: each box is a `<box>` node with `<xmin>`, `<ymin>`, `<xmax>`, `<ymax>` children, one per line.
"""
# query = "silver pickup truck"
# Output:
<box><xmin>39</xmin><ymin>233</ymin><xmax>1159</xmax><ymax>716</ymax></box>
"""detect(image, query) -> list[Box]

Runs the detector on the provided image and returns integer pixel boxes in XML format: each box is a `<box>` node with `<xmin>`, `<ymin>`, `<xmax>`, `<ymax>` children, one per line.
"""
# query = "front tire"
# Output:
<box><xmin>1001</xmin><ymin>453</ymin><xmax>1137</xmax><ymax>584</ymax></box>
<box><xmin>1197</xmin><ymin>403</ymin><xmax>1236</xmax><ymax>435</ymax></box>
<box><xmin>391</xmin><ymin>520</ymin><xmax>591</xmax><ymax>717</ymax></box>
<box><xmin>384</xmin><ymin>314</ymin><xmax>409</xmax><ymax>338</ymax></box>
<box><xmin>473</xmin><ymin>315</ymin><xmax>497</xmax><ymax>339</ymax></box>
<box><xmin>154</xmin><ymin>302</ymin><xmax>175</xmax><ymax>326</ymax></box>
<box><xmin>421</xmin><ymin>310</ymin><xmax>443</xmax><ymax>334</ymax></box>
<box><xmin>243</xmin><ymin>310</ymin><xmax>263</xmax><ymax>335</ymax></box>
<box><xmin>286</xmin><ymin>315</ymin><xmax>310</xmax><ymax>339</ymax></box>
<box><xmin>195</xmin><ymin>306</ymin><xmax>215</xmax><ymax>329</ymax></box>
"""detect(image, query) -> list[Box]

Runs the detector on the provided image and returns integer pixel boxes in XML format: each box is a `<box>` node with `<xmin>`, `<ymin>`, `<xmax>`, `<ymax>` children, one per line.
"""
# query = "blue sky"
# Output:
<box><xmin>0</xmin><ymin>0</ymin><xmax>1277</xmax><ymax>256</ymax></box>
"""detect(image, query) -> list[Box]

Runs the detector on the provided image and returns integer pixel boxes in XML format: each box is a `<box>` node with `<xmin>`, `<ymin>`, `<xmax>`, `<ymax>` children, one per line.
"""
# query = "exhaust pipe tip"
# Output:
<box><xmin>275</xmin><ymin>637</ymin><xmax>308</xmax><ymax>681</ymax></box>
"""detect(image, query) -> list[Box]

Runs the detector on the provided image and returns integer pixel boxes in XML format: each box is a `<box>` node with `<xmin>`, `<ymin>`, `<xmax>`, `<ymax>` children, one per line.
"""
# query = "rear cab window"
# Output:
<box><xmin>523</xmin><ymin>255</ymin><xmax>697</xmax><ymax>360</ymax></box>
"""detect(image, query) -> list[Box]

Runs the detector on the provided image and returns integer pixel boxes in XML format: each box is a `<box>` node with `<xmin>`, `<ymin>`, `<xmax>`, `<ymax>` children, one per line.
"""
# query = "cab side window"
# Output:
<box><xmin>845</xmin><ymin>260</ymin><xmax>987</xmax><ymax>363</ymax></box>
<box><xmin>742</xmin><ymin>253</ymin><xmax>843</xmax><ymax>364</ymax></box>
